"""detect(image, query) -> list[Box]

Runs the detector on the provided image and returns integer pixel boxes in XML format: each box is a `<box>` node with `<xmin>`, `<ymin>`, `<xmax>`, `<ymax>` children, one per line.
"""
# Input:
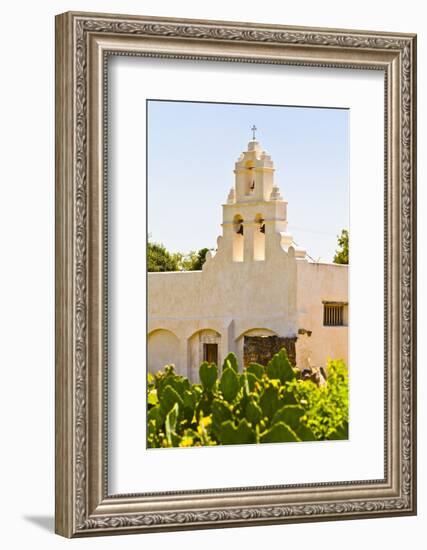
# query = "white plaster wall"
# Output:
<box><xmin>148</xmin><ymin>232</ymin><xmax>298</xmax><ymax>373</ymax></box>
<box><xmin>148</xmin><ymin>255</ymin><xmax>348</xmax><ymax>374</ymax></box>
<box><xmin>295</xmin><ymin>261</ymin><xmax>349</xmax><ymax>368</ymax></box>
<box><xmin>148</xmin><ymin>200</ymin><xmax>349</xmax><ymax>376</ymax></box>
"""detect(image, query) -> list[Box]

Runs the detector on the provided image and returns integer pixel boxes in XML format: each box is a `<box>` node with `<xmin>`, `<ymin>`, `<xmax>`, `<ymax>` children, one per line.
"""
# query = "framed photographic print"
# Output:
<box><xmin>55</xmin><ymin>11</ymin><xmax>417</xmax><ymax>537</ymax></box>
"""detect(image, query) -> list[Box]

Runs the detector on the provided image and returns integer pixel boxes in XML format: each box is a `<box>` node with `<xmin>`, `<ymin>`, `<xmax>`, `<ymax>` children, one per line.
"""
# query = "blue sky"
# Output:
<box><xmin>147</xmin><ymin>100</ymin><xmax>349</xmax><ymax>262</ymax></box>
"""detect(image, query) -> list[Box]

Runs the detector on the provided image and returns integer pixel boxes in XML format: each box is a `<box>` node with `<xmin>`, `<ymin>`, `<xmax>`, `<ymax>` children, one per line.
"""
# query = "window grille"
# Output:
<box><xmin>323</xmin><ymin>304</ymin><xmax>345</xmax><ymax>326</ymax></box>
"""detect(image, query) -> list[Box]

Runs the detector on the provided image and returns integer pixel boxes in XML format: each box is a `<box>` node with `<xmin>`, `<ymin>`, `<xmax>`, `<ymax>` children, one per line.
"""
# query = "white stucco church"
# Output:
<box><xmin>148</xmin><ymin>133</ymin><xmax>348</xmax><ymax>381</ymax></box>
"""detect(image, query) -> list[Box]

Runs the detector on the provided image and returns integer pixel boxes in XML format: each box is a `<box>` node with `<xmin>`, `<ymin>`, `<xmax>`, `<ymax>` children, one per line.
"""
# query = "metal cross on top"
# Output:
<box><xmin>251</xmin><ymin>124</ymin><xmax>257</xmax><ymax>140</ymax></box>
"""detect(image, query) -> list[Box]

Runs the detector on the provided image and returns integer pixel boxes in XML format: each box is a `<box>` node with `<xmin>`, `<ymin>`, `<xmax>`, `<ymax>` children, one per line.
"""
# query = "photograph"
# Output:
<box><xmin>53</xmin><ymin>9</ymin><xmax>416</xmax><ymax>538</ymax></box>
<box><xmin>146</xmin><ymin>100</ymin><xmax>350</xmax><ymax>448</ymax></box>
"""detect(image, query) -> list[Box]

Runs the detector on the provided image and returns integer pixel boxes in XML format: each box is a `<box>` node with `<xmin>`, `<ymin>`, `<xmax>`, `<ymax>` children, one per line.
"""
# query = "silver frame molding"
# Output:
<box><xmin>55</xmin><ymin>11</ymin><xmax>417</xmax><ymax>538</ymax></box>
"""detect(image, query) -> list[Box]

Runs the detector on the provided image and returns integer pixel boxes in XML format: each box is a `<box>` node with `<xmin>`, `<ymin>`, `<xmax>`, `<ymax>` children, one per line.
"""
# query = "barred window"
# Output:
<box><xmin>323</xmin><ymin>303</ymin><xmax>347</xmax><ymax>326</ymax></box>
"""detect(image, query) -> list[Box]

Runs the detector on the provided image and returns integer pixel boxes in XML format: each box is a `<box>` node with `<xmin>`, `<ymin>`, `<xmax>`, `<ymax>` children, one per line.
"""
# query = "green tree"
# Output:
<box><xmin>333</xmin><ymin>229</ymin><xmax>349</xmax><ymax>264</ymax></box>
<box><xmin>147</xmin><ymin>241</ymin><xmax>179</xmax><ymax>272</ymax></box>
<box><xmin>176</xmin><ymin>248</ymin><xmax>211</xmax><ymax>271</ymax></box>
<box><xmin>148</xmin><ymin>238</ymin><xmax>212</xmax><ymax>272</ymax></box>
<box><xmin>189</xmin><ymin>248</ymin><xmax>210</xmax><ymax>271</ymax></box>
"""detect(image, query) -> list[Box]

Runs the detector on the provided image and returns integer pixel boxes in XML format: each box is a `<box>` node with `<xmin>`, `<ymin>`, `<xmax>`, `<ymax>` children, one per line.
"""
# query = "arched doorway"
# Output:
<box><xmin>188</xmin><ymin>329</ymin><xmax>221</xmax><ymax>382</ymax></box>
<box><xmin>235</xmin><ymin>328</ymin><xmax>278</xmax><ymax>368</ymax></box>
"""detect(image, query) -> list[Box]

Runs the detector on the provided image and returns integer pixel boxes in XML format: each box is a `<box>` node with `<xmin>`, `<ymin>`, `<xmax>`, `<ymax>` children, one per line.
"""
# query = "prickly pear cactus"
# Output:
<box><xmin>146</xmin><ymin>351</ymin><xmax>348</xmax><ymax>448</ymax></box>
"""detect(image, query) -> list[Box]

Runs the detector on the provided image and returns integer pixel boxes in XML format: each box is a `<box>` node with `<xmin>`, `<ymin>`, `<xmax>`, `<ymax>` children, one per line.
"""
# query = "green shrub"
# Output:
<box><xmin>287</xmin><ymin>359</ymin><xmax>349</xmax><ymax>440</ymax></box>
<box><xmin>146</xmin><ymin>350</ymin><xmax>348</xmax><ymax>448</ymax></box>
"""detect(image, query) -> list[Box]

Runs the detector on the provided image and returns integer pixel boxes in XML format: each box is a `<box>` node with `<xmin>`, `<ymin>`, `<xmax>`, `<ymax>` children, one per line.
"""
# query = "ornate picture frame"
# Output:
<box><xmin>55</xmin><ymin>11</ymin><xmax>417</xmax><ymax>537</ymax></box>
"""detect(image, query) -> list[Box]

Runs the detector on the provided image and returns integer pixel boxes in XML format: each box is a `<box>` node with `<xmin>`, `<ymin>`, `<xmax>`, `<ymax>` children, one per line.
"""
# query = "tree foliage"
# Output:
<box><xmin>171</xmin><ymin>247</ymin><xmax>211</xmax><ymax>271</ymax></box>
<box><xmin>187</xmin><ymin>248</ymin><xmax>210</xmax><ymax>271</ymax></box>
<box><xmin>333</xmin><ymin>229</ymin><xmax>349</xmax><ymax>264</ymax></box>
<box><xmin>148</xmin><ymin>239</ymin><xmax>211</xmax><ymax>272</ymax></box>
<box><xmin>147</xmin><ymin>241</ymin><xmax>180</xmax><ymax>272</ymax></box>
<box><xmin>287</xmin><ymin>360</ymin><xmax>348</xmax><ymax>440</ymax></box>
<box><xmin>147</xmin><ymin>350</ymin><xmax>349</xmax><ymax>448</ymax></box>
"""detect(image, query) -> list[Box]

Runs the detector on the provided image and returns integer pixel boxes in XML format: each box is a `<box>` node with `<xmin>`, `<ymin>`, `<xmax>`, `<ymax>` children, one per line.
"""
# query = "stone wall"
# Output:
<box><xmin>243</xmin><ymin>335</ymin><xmax>297</xmax><ymax>367</ymax></box>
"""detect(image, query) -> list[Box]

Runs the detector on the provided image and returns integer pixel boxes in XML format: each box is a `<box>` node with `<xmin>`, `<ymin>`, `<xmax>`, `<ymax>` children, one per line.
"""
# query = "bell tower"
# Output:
<box><xmin>234</xmin><ymin>125</ymin><xmax>276</xmax><ymax>203</ymax></box>
<box><xmin>220</xmin><ymin>127</ymin><xmax>306</xmax><ymax>263</ymax></box>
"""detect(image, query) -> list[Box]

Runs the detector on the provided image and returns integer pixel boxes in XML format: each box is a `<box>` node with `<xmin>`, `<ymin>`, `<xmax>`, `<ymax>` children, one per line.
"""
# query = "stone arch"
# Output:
<box><xmin>147</xmin><ymin>328</ymin><xmax>180</xmax><ymax>375</ymax></box>
<box><xmin>235</xmin><ymin>327</ymin><xmax>278</xmax><ymax>342</ymax></box>
<box><xmin>235</xmin><ymin>327</ymin><xmax>278</xmax><ymax>369</ymax></box>
<box><xmin>187</xmin><ymin>329</ymin><xmax>222</xmax><ymax>382</ymax></box>
<box><xmin>253</xmin><ymin>213</ymin><xmax>266</xmax><ymax>261</ymax></box>
<box><xmin>232</xmin><ymin>214</ymin><xmax>244</xmax><ymax>262</ymax></box>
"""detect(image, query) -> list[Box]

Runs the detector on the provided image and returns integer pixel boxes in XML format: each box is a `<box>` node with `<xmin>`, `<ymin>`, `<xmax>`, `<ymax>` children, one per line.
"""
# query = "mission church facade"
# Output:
<box><xmin>148</xmin><ymin>135</ymin><xmax>348</xmax><ymax>381</ymax></box>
